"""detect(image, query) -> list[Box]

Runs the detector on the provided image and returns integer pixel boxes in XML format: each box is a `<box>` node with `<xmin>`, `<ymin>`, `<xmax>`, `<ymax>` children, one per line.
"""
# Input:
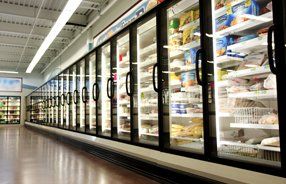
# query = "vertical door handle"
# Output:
<box><xmin>49</xmin><ymin>98</ymin><xmax>52</xmax><ymax>108</ymax></box>
<box><xmin>195</xmin><ymin>49</ymin><xmax>203</xmax><ymax>86</ymax></box>
<box><xmin>267</xmin><ymin>25</ymin><xmax>277</xmax><ymax>75</ymax></box>
<box><xmin>107</xmin><ymin>78</ymin><xmax>112</xmax><ymax>99</ymax></box>
<box><xmin>152</xmin><ymin>63</ymin><xmax>159</xmax><ymax>92</ymax></box>
<box><xmin>126</xmin><ymin>71</ymin><xmax>131</xmax><ymax>96</ymax></box>
<box><xmin>73</xmin><ymin>90</ymin><xmax>78</xmax><ymax>104</ymax></box>
<box><xmin>56</xmin><ymin>96</ymin><xmax>60</xmax><ymax>107</ymax></box>
<box><xmin>60</xmin><ymin>94</ymin><xmax>65</xmax><ymax>106</ymax></box>
<box><xmin>52</xmin><ymin>97</ymin><xmax>56</xmax><ymax>107</ymax></box>
<box><xmin>66</xmin><ymin>92</ymin><xmax>72</xmax><ymax>105</ymax></box>
<box><xmin>82</xmin><ymin>87</ymin><xmax>87</xmax><ymax>103</ymax></box>
<box><xmin>92</xmin><ymin>83</ymin><xmax>100</xmax><ymax>101</ymax></box>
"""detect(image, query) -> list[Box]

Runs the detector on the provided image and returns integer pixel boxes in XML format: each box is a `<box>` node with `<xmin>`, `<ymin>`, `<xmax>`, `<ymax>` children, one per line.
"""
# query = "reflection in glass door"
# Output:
<box><xmin>212</xmin><ymin>0</ymin><xmax>280</xmax><ymax>166</ymax></box>
<box><xmin>59</xmin><ymin>73</ymin><xmax>64</xmax><ymax>128</ymax></box>
<box><xmin>137</xmin><ymin>17</ymin><xmax>159</xmax><ymax>145</ymax></box>
<box><xmin>87</xmin><ymin>53</ymin><xmax>96</xmax><ymax>134</ymax></box>
<box><xmin>78</xmin><ymin>60</ymin><xmax>86</xmax><ymax>132</ymax></box>
<box><xmin>117</xmin><ymin>32</ymin><xmax>131</xmax><ymax>140</ymax></box>
<box><xmin>100</xmin><ymin>43</ymin><xmax>111</xmax><ymax>137</ymax></box>
<box><xmin>165</xmin><ymin>0</ymin><xmax>204</xmax><ymax>153</ymax></box>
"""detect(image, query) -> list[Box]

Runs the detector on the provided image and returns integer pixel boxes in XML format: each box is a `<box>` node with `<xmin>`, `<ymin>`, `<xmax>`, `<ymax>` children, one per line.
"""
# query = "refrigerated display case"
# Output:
<box><xmin>86</xmin><ymin>52</ymin><xmax>97</xmax><ymax>134</ymax></box>
<box><xmin>0</xmin><ymin>96</ymin><xmax>21</xmax><ymax>124</ymax></box>
<box><xmin>164</xmin><ymin>0</ymin><xmax>204</xmax><ymax>153</ymax></box>
<box><xmin>52</xmin><ymin>77</ymin><xmax>59</xmax><ymax>127</ymax></box>
<box><xmin>63</xmin><ymin>70</ymin><xmax>69</xmax><ymax>129</ymax></box>
<box><xmin>71</xmin><ymin>64</ymin><xmax>77</xmax><ymax>131</ymax></box>
<box><xmin>137</xmin><ymin>16</ymin><xmax>159</xmax><ymax>145</ymax></box>
<box><xmin>212</xmin><ymin>0</ymin><xmax>280</xmax><ymax>166</ymax></box>
<box><xmin>77</xmin><ymin>60</ymin><xmax>86</xmax><ymax>132</ymax></box>
<box><xmin>116</xmin><ymin>31</ymin><xmax>131</xmax><ymax>140</ymax></box>
<box><xmin>99</xmin><ymin>43</ymin><xmax>112</xmax><ymax>137</ymax></box>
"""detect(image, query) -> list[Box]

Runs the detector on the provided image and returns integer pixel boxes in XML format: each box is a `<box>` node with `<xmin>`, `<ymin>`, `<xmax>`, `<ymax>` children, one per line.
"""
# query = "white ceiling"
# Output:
<box><xmin>0</xmin><ymin>0</ymin><xmax>108</xmax><ymax>73</ymax></box>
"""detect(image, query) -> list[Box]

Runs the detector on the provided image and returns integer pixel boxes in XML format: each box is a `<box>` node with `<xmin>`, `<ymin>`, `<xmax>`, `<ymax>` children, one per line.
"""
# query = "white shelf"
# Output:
<box><xmin>141</xmin><ymin>114</ymin><xmax>158</xmax><ymax>121</ymax></box>
<box><xmin>119</xmin><ymin>58</ymin><xmax>129</xmax><ymax>66</ymax></box>
<box><xmin>179</xmin><ymin>19</ymin><xmax>199</xmax><ymax>31</ymax></box>
<box><xmin>140</xmin><ymin>104</ymin><xmax>157</xmax><ymax>108</ymax></box>
<box><xmin>218</xmin><ymin>112</ymin><xmax>232</xmax><ymax>117</ymax></box>
<box><xmin>171</xmin><ymin>113</ymin><xmax>203</xmax><ymax>118</ymax></box>
<box><xmin>215</xmin><ymin>12</ymin><xmax>273</xmax><ymax>37</ymax></box>
<box><xmin>140</xmin><ymin>87</ymin><xmax>154</xmax><ymax>94</ymax></box>
<box><xmin>169</xmin><ymin>33</ymin><xmax>182</xmax><ymax>40</ymax></box>
<box><xmin>179</xmin><ymin>41</ymin><xmax>200</xmax><ymax>51</ymax></box>
<box><xmin>230</xmin><ymin>123</ymin><xmax>279</xmax><ymax>130</ymax></box>
<box><xmin>119</xmin><ymin>113</ymin><xmax>130</xmax><ymax>117</ymax></box>
<box><xmin>226</xmin><ymin>65</ymin><xmax>270</xmax><ymax>79</ymax></box>
<box><xmin>140</xmin><ymin>43</ymin><xmax>156</xmax><ymax>57</ymax></box>
<box><xmin>141</xmin><ymin>74</ymin><xmax>152</xmax><ymax>80</ymax></box>
<box><xmin>171</xmin><ymin>136</ymin><xmax>203</xmax><ymax>142</ymax></box>
<box><xmin>227</xmin><ymin>35</ymin><xmax>268</xmax><ymax>53</ymax></box>
<box><xmin>228</xmin><ymin>90</ymin><xmax>277</xmax><ymax>100</ymax></box>
<box><xmin>220</xmin><ymin>140</ymin><xmax>280</xmax><ymax>152</ymax></box>
<box><xmin>169</xmin><ymin>50</ymin><xmax>184</xmax><ymax>59</ymax></box>
<box><xmin>141</xmin><ymin>132</ymin><xmax>158</xmax><ymax>137</ymax></box>
<box><xmin>171</xmin><ymin>64</ymin><xmax>196</xmax><ymax>74</ymax></box>
<box><xmin>141</xmin><ymin>58</ymin><xmax>157</xmax><ymax>68</ymax></box>
<box><xmin>119</xmin><ymin>129</ymin><xmax>130</xmax><ymax>133</ymax></box>
<box><xmin>216</xmin><ymin>55</ymin><xmax>244</xmax><ymax>65</ymax></box>
<box><xmin>216</xmin><ymin>80</ymin><xmax>230</xmax><ymax>88</ymax></box>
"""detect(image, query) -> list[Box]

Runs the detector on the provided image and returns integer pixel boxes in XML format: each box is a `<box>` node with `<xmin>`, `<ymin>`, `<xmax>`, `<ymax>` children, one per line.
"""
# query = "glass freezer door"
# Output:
<box><xmin>48</xmin><ymin>81</ymin><xmax>53</xmax><ymax>126</ymax></box>
<box><xmin>59</xmin><ymin>74</ymin><xmax>64</xmax><ymax>128</ymax></box>
<box><xmin>0</xmin><ymin>97</ymin><xmax>7</xmax><ymax>124</ymax></box>
<box><xmin>53</xmin><ymin>77</ymin><xmax>59</xmax><ymax>127</ymax></box>
<box><xmin>71</xmin><ymin>65</ymin><xmax>77</xmax><ymax>131</ymax></box>
<box><xmin>86</xmin><ymin>52</ymin><xmax>97</xmax><ymax>134</ymax></box>
<box><xmin>77</xmin><ymin>60</ymin><xmax>86</xmax><ymax>132</ymax></box>
<box><xmin>64</xmin><ymin>70</ymin><xmax>69</xmax><ymax>129</ymax></box>
<box><xmin>212</xmin><ymin>0</ymin><xmax>280</xmax><ymax>167</ymax></box>
<box><xmin>99</xmin><ymin>43</ymin><xmax>111</xmax><ymax>137</ymax></box>
<box><xmin>165</xmin><ymin>0</ymin><xmax>204</xmax><ymax>153</ymax></box>
<box><xmin>137</xmin><ymin>16</ymin><xmax>159</xmax><ymax>145</ymax></box>
<box><xmin>116</xmin><ymin>32</ymin><xmax>131</xmax><ymax>140</ymax></box>
<box><xmin>8</xmin><ymin>97</ymin><xmax>20</xmax><ymax>124</ymax></box>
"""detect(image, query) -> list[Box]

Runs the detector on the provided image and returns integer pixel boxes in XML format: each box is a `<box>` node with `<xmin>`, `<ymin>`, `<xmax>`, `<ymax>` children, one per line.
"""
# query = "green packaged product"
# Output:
<box><xmin>169</xmin><ymin>18</ymin><xmax>179</xmax><ymax>34</ymax></box>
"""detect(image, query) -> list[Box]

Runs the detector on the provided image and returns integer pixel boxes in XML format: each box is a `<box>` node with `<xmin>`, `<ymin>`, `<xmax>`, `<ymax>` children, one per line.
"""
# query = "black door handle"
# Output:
<box><xmin>52</xmin><ymin>96</ymin><xmax>56</xmax><ymax>107</ymax></box>
<box><xmin>195</xmin><ymin>49</ymin><xmax>203</xmax><ymax>86</ymax></box>
<box><xmin>66</xmin><ymin>92</ymin><xmax>71</xmax><ymax>105</ymax></box>
<box><xmin>82</xmin><ymin>87</ymin><xmax>87</xmax><ymax>103</ymax></box>
<box><xmin>60</xmin><ymin>94</ymin><xmax>66</xmax><ymax>106</ymax></box>
<box><xmin>92</xmin><ymin>83</ymin><xmax>100</xmax><ymax>101</ymax></box>
<box><xmin>267</xmin><ymin>25</ymin><xmax>277</xmax><ymax>75</ymax></box>
<box><xmin>107</xmin><ymin>78</ymin><xmax>112</xmax><ymax>99</ymax></box>
<box><xmin>73</xmin><ymin>90</ymin><xmax>78</xmax><ymax>104</ymax></box>
<box><xmin>152</xmin><ymin>63</ymin><xmax>159</xmax><ymax>92</ymax></box>
<box><xmin>49</xmin><ymin>98</ymin><xmax>52</xmax><ymax>108</ymax></box>
<box><xmin>126</xmin><ymin>71</ymin><xmax>131</xmax><ymax>96</ymax></box>
<box><xmin>56</xmin><ymin>96</ymin><xmax>60</xmax><ymax>107</ymax></box>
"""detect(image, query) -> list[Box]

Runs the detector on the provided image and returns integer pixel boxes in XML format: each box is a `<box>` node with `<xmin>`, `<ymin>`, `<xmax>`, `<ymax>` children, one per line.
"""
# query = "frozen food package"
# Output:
<box><xmin>258</xmin><ymin>113</ymin><xmax>278</xmax><ymax>125</ymax></box>
<box><xmin>216</xmin><ymin>37</ymin><xmax>228</xmax><ymax>56</ymax></box>
<box><xmin>216</xmin><ymin>14</ymin><xmax>229</xmax><ymax>31</ymax></box>
<box><xmin>263</xmin><ymin>74</ymin><xmax>277</xmax><ymax>89</ymax></box>
<box><xmin>245</xmin><ymin>137</ymin><xmax>266</xmax><ymax>145</ymax></box>
<box><xmin>226</xmin><ymin>85</ymin><xmax>249</xmax><ymax>93</ymax></box>
<box><xmin>215</xmin><ymin>0</ymin><xmax>227</xmax><ymax>10</ymax></box>
<box><xmin>244</xmin><ymin>52</ymin><xmax>267</xmax><ymax>67</ymax></box>
<box><xmin>249</xmin><ymin>82</ymin><xmax>264</xmax><ymax>91</ymax></box>
<box><xmin>261</xmin><ymin>137</ymin><xmax>280</xmax><ymax>147</ymax></box>
<box><xmin>182</xmin><ymin>27</ymin><xmax>192</xmax><ymax>44</ymax></box>
<box><xmin>228</xmin><ymin>0</ymin><xmax>260</xmax><ymax>26</ymax></box>
<box><xmin>169</xmin><ymin>18</ymin><xmax>179</xmax><ymax>34</ymax></box>
<box><xmin>184</xmin><ymin>47</ymin><xmax>198</xmax><ymax>65</ymax></box>
<box><xmin>179</xmin><ymin>11</ymin><xmax>194</xmax><ymax>27</ymax></box>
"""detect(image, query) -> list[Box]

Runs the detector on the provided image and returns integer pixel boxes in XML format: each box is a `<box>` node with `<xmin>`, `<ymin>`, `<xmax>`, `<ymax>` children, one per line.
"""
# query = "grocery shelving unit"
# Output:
<box><xmin>0</xmin><ymin>96</ymin><xmax>21</xmax><ymax>124</ymax></box>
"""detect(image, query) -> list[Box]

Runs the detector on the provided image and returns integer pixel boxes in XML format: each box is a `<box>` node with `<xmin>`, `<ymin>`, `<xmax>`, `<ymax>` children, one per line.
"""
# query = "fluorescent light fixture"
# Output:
<box><xmin>26</xmin><ymin>0</ymin><xmax>83</xmax><ymax>73</ymax></box>
<box><xmin>0</xmin><ymin>70</ymin><xmax>19</xmax><ymax>74</ymax></box>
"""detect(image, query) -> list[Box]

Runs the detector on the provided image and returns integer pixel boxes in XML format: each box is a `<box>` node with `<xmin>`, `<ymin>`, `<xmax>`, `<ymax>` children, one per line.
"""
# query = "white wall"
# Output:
<box><xmin>0</xmin><ymin>72</ymin><xmax>44</xmax><ymax>124</ymax></box>
<box><xmin>43</xmin><ymin>0</ymin><xmax>138</xmax><ymax>82</ymax></box>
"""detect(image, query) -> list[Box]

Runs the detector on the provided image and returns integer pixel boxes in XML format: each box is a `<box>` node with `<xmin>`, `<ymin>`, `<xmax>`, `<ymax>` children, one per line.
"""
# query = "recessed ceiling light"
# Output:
<box><xmin>0</xmin><ymin>71</ymin><xmax>19</xmax><ymax>74</ymax></box>
<box><xmin>26</xmin><ymin>0</ymin><xmax>83</xmax><ymax>73</ymax></box>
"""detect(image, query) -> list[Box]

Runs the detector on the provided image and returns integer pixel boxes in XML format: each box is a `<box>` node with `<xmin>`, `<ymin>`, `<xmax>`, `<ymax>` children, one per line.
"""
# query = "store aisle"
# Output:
<box><xmin>0</xmin><ymin>126</ymin><xmax>158</xmax><ymax>184</ymax></box>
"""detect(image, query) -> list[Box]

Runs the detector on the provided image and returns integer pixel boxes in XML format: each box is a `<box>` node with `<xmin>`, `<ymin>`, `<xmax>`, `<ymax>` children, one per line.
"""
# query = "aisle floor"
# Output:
<box><xmin>0</xmin><ymin>126</ymin><xmax>158</xmax><ymax>184</ymax></box>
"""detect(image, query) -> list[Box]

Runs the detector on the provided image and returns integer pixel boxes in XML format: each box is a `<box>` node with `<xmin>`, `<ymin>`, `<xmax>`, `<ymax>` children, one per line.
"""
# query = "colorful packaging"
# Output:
<box><xmin>179</xmin><ymin>11</ymin><xmax>194</xmax><ymax>27</ymax></box>
<box><xmin>182</xmin><ymin>71</ymin><xmax>196</xmax><ymax>87</ymax></box>
<box><xmin>229</xmin><ymin>0</ymin><xmax>260</xmax><ymax>26</ymax></box>
<box><xmin>216</xmin><ymin>36</ymin><xmax>228</xmax><ymax>56</ymax></box>
<box><xmin>216</xmin><ymin>14</ymin><xmax>230</xmax><ymax>31</ymax></box>
<box><xmin>182</xmin><ymin>27</ymin><xmax>192</xmax><ymax>45</ymax></box>
<box><xmin>184</xmin><ymin>48</ymin><xmax>199</xmax><ymax>65</ymax></box>
<box><xmin>169</xmin><ymin>18</ymin><xmax>179</xmax><ymax>34</ymax></box>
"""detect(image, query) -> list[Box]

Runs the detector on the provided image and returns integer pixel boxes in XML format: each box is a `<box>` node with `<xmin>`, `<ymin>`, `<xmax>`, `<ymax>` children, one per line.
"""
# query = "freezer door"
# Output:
<box><xmin>71</xmin><ymin>65</ymin><xmax>77</xmax><ymax>131</ymax></box>
<box><xmin>58</xmin><ymin>74</ymin><xmax>64</xmax><ymax>128</ymax></box>
<box><xmin>116</xmin><ymin>31</ymin><xmax>131</xmax><ymax>141</ymax></box>
<box><xmin>63</xmin><ymin>70</ymin><xmax>69</xmax><ymax>129</ymax></box>
<box><xmin>163</xmin><ymin>0</ymin><xmax>204</xmax><ymax>153</ymax></box>
<box><xmin>135</xmin><ymin>16</ymin><xmax>159</xmax><ymax>146</ymax></box>
<box><xmin>76</xmin><ymin>60</ymin><xmax>86</xmax><ymax>133</ymax></box>
<box><xmin>212</xmin><ymin>0</ymin><xmax>281</xmax><ymax>167</ymax></box>
<box><xmin>0</xmin><ymin>97</ymin><xmax>7</xmax><ymax>124</ymax></box>
<box><xmin>98</xmin><ymin>43</ymin><xmax>112</xmax><ymax>137</ymax></box>
<box><xmin>8</xmin><ymin>97</ymin><xmax>20</xmax><ymax>124</ymax></box>
<box><xmin>86</xmin><ymin>52</ymin><xmax>97</xmax><ymax>134</ymax></box>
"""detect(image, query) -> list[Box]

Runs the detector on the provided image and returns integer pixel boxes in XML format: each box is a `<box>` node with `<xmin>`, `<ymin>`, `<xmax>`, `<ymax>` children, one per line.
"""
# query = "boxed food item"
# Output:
<box><xmin>228</xmin><ymin>0</ymin><xmax>260</xmax><ymax>26</ymax></box>
<box><xmin>216</xmin><ymin>14</ymin><xmax>230</xmax><ymax>31</ymax></box>
<box><xmin>216</xmin><ymin>36</ymin><xmax>228</xmax><ymax>56</ymax></box>
<box><xmin>184</xmin><ymin>47</ymin><xmax>199</xmax><ymax>65</ymax></box>
<box><xmin>215</xmin><ymin>0</ymin><xmax>228</xmax><ymax>10</ymax></box>
<box><xmin>182</xmin><ymin>71</ymin><xmax>196</xmax><ymax>87</ymax></box>
<box><xmin>169</xmin><ymin>18</ymin><xmax>179</xmax><ymax>35</ymax></box>
<box><xmin>179</xmin><ymin>11</ymin><xmax>194</xmax><ymax>28</ymax></box>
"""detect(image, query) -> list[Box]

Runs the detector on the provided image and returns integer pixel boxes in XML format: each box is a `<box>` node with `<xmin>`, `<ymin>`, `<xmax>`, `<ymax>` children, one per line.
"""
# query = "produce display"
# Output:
<box><xmin>213</xmin><ymin>0</ymin><xmax>280</xmax><ymax>165</ymax></box>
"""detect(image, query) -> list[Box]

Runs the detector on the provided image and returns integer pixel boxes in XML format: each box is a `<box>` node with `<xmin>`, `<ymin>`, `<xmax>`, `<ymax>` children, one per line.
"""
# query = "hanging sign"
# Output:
<box><xmin>0</xmin><ymin>77</ymin><xmax>22</xmax><ymax>92</ymax></box>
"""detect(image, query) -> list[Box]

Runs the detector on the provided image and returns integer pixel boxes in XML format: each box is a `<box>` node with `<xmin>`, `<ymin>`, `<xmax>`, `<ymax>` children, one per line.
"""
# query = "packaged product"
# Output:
<box><xmin>233</xmin><ymin>34</ymin><xmax>257</xmax><ymax>44</ymax></box>
<box><xmin>179</xmin><ymin>11</ymin><xmax>194</xmax><ymax>28</ymax></box>
<box><xmin>261</xmin><ymin>137</ymin><xmax>280</xmax><ymax>147</ymax></box>
<box><xmin>182</xmin><ymin>71</ymin><xmax>196</xmax><ymax>87</ymax></box>
<box><xmin>216</xmin><ymin>14</ymin><xmax>230</xmax><ymax>31</ymax></box>
<box><xmin>258</xmin><ymin>113</ymin><xmax>278</xmax><ymax>125</ymax></box>
<box><xmin>228</xmin><ymin>0</ymin><xmax>260</xmax><ymax>26</ymax></box>
<box><xmin>194</xmin><ymin>9</ymin><xmax>200</xmax><ymax>20</ymax></box>
<box><xmin>263</xmin><ymin>74</ymin><xmax>277</xmax><ymax>89</ymax></box>
<box><xmin>216</xmin><ymin>36</ymin><xmax>228</xmax><ymax>56</ymax></box>
<box><xmin>182</xmin><ymin>27</ymin><xmax>192</xmax><ymax>45</ymax></box>
<box><xmin>169</xmin><ymin>18</ymin><xmax>179</xmax><ymax>34</ymax></box>
<box><xmin>184</xmin><ymin>48</ymin><xmax>198</xmax><ymax>65</ymax></box>
<box><xmin>243</xmin><ymin>52</ymin><xmax>267</xmax><ymax>67</ymax></box>
<box><xmin>215</xmin><ymin>0</ymin><xmax>227</xmax><ymax>10</ymax></box>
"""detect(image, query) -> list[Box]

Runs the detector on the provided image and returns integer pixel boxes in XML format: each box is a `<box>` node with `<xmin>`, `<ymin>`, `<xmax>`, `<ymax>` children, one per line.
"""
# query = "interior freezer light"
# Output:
<box><xmin>26</xmin><ymin>0</ymin><xmax>83</xmax><ymax>73</ymax></box>
<box><xmin>0</xmin><ymin>70</ymin><xmax>19</xmax><ymax>74</ymax></box>
<box><xmin>239</xmin><ymin>14</ymin><xmax>272</xmax><ymax>22</ymax></box>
